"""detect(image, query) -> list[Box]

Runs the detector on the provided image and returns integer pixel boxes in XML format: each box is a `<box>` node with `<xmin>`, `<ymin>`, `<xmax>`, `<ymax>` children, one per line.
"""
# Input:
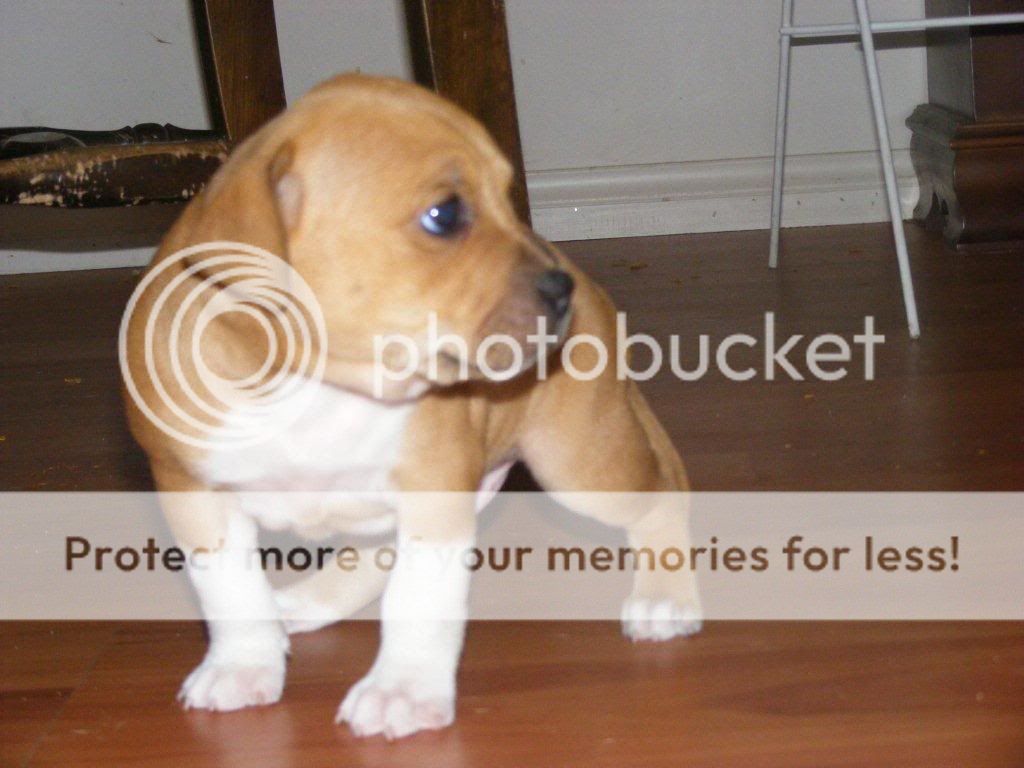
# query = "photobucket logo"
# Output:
<box><xmin>373</xmin><ymin>312</ymin><xmax>884</xmax><ymax>396</ymax></box>
<box><xmin>118</xmin><ymin>242</ymin><xmax>327</xmax><ymax>450</ymax></box>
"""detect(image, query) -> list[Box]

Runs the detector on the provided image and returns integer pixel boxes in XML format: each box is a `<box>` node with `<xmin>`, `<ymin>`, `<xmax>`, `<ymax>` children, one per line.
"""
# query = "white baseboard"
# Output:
<box><xmin>0</xmin><ymin>150</ymin><xmax>918</xmax><ymax>274</ymax></box>
<box><xmin>1</xmin><ymin>247</ymin><xmax>154</xmax><ymax>275</ymax></box>
<box><xmin>527</xmin><ymin>150</ymin><xmax>919</xmax><ymax>242</ymax></box>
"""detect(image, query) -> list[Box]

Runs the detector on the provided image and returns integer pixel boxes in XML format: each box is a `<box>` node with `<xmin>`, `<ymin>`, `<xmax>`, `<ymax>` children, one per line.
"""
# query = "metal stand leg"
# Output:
<box><xmin>854</xmin><ymin>0</ymin><xmax>921</xmax><ymax>338</ymax></box>
<box><xmin>769</xmin><ymin>0</ymin><xmax>794</xmax><ymax>269</ymax></box>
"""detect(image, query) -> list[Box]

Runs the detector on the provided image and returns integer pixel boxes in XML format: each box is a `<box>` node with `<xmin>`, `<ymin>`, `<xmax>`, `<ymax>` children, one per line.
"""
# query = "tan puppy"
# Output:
<box><xmin>122</xmin><ymin>74</ymin><xmax>701</xmax><ymax>740</ymax></box>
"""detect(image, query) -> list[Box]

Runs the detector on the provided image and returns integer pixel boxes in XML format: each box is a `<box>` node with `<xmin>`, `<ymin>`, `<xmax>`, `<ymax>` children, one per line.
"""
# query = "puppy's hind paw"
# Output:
<box><xmin>178</xmin><ymin>659</ymin><xmax>285</xmax><ymax>711</ymax></box>
<box><xmin>621</xmin><ymin>597</ymin><xmax>703</xmax><ymax>642</ymax></box>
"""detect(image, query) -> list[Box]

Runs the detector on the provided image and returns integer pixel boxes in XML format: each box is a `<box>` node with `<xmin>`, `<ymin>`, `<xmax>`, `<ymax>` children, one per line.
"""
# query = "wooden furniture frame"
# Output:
<box><xmin>0</xmin><ymin>0</ymin><xmax>283</xmax><ymax>207</ymax></box>
<box><xmin>0</xmin><ymin>0</ymin><xmax>530</xmax><ymax>221</ymax></box>
<box><xmin>404</xmin><ymin>0</ymin><xmax>530</xmax><ymax>223</ymax></box>
<box><xmin>907</xmin><ymin>0</ymin><xmax>1024</xmax><ymax>250</ymax></box>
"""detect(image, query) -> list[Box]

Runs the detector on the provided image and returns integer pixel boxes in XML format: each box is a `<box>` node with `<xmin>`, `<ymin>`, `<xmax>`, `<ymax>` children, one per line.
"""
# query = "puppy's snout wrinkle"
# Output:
<box><xmin>536</xmin><ymin>269</ymin><xmax>574</xmax><ymax>320</ymax></box>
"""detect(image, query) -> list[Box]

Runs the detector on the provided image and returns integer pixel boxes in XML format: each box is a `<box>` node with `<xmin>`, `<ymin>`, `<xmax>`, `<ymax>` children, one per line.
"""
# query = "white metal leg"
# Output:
<box><xmin>768</xmin><ymin>0</ymin><xmax>794</xmax><ymax>269</ymax></box>
<box><xmin>853</xmin><ymin>0</ymin><xmax>921</xmax><ymax>339</ymax></box>
<box><xmin>772</xmin><ymin>2</ymin><xmax>1024</xmax><ymax>336</ymax></box>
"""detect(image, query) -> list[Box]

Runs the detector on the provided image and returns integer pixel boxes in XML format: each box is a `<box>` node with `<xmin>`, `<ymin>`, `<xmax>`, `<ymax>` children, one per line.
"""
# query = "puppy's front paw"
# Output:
<box><xmin>178</xmin><ymin>659</ymin><xmax>285</xmax><ymax>711</ymax></box>
<box><xmin>621</xmin><ymin>597</ymin><xmax>703</xmax><ymax>641</ymax></box>
<box><xmin>337</xmin><ymin>671</ymin><xmax>454</xmax><ymax>740</ymax></box>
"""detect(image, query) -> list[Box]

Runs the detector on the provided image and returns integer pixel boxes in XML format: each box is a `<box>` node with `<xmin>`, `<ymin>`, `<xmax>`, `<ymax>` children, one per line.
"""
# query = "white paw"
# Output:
<box><xmin>621</xmin><ymin>597</ymin><xmax>703</xmax><ymax>641</ymax></box>
<box><xmin>274</xmin><ymin>588</ymin><xmax>340</xmax><ymax>635</ymax></box>
<box><xmin>178</xmin><ymin>659</ymin><xmax>285</xmax><ymax>711</ymax></box>
<box><xmin>337</xmin><ymin>671</ymin><xmax>455</xmax><ymax>740</ymax></box>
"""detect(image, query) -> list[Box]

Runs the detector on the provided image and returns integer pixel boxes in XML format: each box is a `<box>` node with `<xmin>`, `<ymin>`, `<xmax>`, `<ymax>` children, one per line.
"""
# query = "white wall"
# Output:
<box><xmin>0</xmin><ymin>0</ymin><xmax>927</xmax><ymax>272</ymax></box>
<box><xmin>0</xmin><ymin>0</ymin><xmax>414</xmax><ymax>128</ymax></box>
<box><xmin>509</xmin><ymin>0</ymin><xmax>927</xmax><ymax>167</ymax></box>
<box><xmin>506</xmin><ymin>0</ymin><xmax>927</xmax><ymax>239</ymax></box>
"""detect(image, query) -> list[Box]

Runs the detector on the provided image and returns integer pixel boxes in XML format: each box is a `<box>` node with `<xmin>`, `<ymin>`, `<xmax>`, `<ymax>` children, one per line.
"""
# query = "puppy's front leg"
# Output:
<box><xmin>338</xmin><ymin>496</ymin><xmax>474</xmax><ymax>740</ymax></box>
<box><xmin>156</xmin><ymin>473</ymin><xmax>288</xmax><ymax>711</ymax></box>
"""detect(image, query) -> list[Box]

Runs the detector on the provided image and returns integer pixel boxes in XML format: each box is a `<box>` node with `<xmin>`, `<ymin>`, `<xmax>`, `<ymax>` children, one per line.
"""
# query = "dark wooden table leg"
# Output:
<box><xmin>404</xmin><ymin>0</ymin><xmax>532</xmax><ymax>224</ymax></box>
<box><xmin>192</xmin><ymin>0</ymin><xmax>288</xmax><ymax>143</ymax></box>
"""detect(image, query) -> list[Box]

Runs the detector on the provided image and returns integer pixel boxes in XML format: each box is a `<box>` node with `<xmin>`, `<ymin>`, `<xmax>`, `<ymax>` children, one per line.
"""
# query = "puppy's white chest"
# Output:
<box><xmin>200</xmin><ymin>381</ymin><xmax>414</xmax><ymax>494</ymax></box>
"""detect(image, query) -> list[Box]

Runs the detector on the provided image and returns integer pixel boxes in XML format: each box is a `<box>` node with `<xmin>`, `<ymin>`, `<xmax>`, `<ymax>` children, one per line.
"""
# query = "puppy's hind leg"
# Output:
<box><xmin>274</xmin><ymin>548</ymin><xmax>389</xmax><ymax>634</ymax></box>
<box><xmin>617</xmin><ymin>493</ymin><xmax>703</xmax><ymax>641</ymax></box>
<box><xmin>522</xmin><ymin>363</ymin><xmax>702</xmax><ymax>641</ymax></box>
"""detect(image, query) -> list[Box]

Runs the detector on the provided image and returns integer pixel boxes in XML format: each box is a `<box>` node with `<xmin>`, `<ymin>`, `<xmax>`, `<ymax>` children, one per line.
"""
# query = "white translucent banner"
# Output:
<box><xmin>1</xmin><ymin>492</ymin><xmax>1020</xmax><ymax>620</ymax></box>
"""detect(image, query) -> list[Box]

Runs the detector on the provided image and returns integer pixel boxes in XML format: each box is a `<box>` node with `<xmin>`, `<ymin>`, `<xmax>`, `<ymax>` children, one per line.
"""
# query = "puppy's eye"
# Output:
<box><xmin>420</xmin><ymin>195</ymin><xmax>466</xmax><ymax>237</ymax></box>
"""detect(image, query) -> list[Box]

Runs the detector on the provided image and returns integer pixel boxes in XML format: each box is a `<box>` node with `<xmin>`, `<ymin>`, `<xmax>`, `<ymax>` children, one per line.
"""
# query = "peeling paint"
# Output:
<box><xmin>17</xmin><ymin>191</ymin><xmax>62</xmax><ymax>205</ymax></box>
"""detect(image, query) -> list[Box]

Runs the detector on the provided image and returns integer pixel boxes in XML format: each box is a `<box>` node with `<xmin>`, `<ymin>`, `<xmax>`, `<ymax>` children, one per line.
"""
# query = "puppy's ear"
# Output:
<box><xmin>268</xmin><ymin>140</ymin><xmax>304</xmax><ymax>232</ymax></box>
<box><xmin>173</xmin><ymin>141</ymin><xmax>303</xmax><ymax>302</ymax></box>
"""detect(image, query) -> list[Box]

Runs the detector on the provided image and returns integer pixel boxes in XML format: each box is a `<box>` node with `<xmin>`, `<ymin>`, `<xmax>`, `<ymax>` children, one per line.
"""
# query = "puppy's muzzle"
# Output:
<box><xmin>536</xmin><ymin>269</ymin><xmax>574</xmax><ymax>321</ymax></box>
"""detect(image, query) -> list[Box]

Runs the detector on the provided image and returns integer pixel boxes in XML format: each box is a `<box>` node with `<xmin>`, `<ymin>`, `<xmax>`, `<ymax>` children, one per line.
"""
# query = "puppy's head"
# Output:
<box><xmin>247</xmin><ymin>75</ymin><xmax>573</xmax><ymax>396</ymax></box>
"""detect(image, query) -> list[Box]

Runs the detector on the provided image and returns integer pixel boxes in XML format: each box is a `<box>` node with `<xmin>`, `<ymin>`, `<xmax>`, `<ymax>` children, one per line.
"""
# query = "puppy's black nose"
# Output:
<box><xmin>536</xmin><ymin>269</ymin><xmax>574</xmax><ymax>319</ymax></box>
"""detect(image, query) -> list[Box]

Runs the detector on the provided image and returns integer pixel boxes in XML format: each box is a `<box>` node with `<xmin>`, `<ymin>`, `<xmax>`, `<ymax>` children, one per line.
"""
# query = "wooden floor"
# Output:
<box><xmin>2</xmin><ymin>223</ymin><xmax>1023</xmax><ymax>766</ymax></box>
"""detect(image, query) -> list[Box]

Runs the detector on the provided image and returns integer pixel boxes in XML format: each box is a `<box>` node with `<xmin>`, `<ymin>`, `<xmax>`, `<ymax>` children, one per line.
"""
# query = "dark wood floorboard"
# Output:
<box><xmin>1</xmin><ymin>223</ymin><xmax>1022</xmax><ymax>766</ymax></box>
<box><xmin>2</xmin><ymin>223</ymin><xmax>1022</xmax><ymax>493</ymax></box>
